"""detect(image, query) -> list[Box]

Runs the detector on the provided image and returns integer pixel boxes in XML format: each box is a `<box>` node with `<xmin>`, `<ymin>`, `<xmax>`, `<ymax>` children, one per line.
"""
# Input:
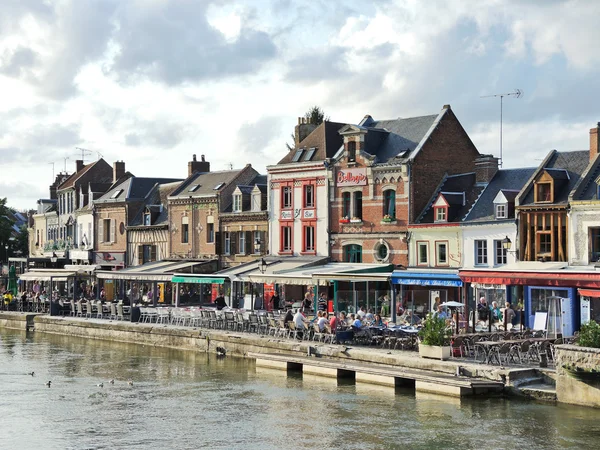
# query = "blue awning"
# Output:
<box><xmin>391</xmin><ymin>271</ymin><xmax>463</xmax><ymax>287</ymax></box>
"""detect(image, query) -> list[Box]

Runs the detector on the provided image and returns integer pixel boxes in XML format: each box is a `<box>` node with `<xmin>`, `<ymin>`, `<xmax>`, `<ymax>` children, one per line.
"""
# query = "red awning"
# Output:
<box><xmin>460</xmin><ymin>270</ymin><xmax>600</xmax><ymax>289</ymax></box>
<box><xmin>578</xmin><ymin>289</ymin><xmax>600</xmax><ymax>298</ymax></box>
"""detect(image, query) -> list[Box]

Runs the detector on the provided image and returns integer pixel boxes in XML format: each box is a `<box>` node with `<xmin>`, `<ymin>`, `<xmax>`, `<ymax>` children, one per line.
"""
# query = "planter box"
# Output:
<box><xmin>419</xmin><ymin>344</ymin><xmax>451</xmax><ymax>361</ymax></box>
<box><xmin>339</xmin><ymin>220</ymin><xmax>350</xmax><ymax>224</ymax></box>
<box><xmin>350</xmin><ymin>219</ymin><xmax>362</xmax><ymax>223</ymax></box>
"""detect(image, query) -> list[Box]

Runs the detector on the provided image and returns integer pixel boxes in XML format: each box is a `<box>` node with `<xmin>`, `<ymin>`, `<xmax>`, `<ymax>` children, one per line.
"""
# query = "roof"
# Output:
<box><xmin>277</xmin><ymin>121</ymin><xmax>346</xmax><ymax>164</ymax></box>
<box><xmin>169</xmin><ymin>169</ymin><xmax>244</xmax><ymax>198</ymax></box>
<box><xmin>97</xmin><ymin>177</ymin><xmax>181</xmax><ymax>203</ymax></box>
<box><xmin>416</xmin><ymin>173</ymin><xmax>483</xmax><ymax>223</ymax></box>
<box><xmin>519</xmin><ymin>150</ymin><xmax>590</xmax><ymax>206</ymax></box>
<box><xmin>57</xmin><ymin>159</ymin><xmax>112</xmax><ymax>191</ymax></box>
<box><xmin>571</xmin><ymin>153</ymin><xmax>600</xmax><ymax>201</ymax></box>
<box><xmin>129</xmin><ymin>181</ymin><xmax>181</xmax><ymax>227</ymax></box>
<box><xmin>464</xmin><ymin>168</ymin><xmax>536</xmax><ymax>222</ymax></box>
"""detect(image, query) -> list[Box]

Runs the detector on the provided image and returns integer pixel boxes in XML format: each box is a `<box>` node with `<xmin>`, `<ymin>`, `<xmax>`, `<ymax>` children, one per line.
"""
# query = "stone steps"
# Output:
<box><xmin>518</xmin><ymin>383</ymin><xmax>557</xmax><ymax>402</ymax></box>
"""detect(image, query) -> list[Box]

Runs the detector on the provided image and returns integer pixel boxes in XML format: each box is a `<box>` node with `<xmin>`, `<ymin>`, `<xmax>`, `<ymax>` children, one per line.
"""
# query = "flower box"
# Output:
<box><xmin>382</xmin><ymin>215</ymin><xmax>395</xmax><ymax>223</ymax></box>
<box><xmin>339</xmin><ymin>219</ymin><xmax>350</xmax><ymax>224</ymax></box>
<box><xmin>419</xmin><ymin>344</ymin><xmax>452</xmax><ymax>361</ymax></box>
<box><xmin>350</xmin><ymin>218</ymin><xmax>362</xmax><ymax>223</ymax></box>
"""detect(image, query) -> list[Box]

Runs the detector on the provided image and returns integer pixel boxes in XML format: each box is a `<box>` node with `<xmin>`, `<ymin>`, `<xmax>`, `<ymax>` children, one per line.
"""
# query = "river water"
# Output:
<box><xmin>1</xmin><ymin>328</ymin><xmax>599</xmax><ymax>450</ymax></box>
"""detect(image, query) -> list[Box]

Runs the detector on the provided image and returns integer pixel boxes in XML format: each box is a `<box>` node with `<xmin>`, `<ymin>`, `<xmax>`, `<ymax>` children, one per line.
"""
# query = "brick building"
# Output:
<box><xmin>167</xmin><ymin>155</ymin><xmax>259</xmax><ymax>267</ymax></box>
<box><xmin>330</xmin><ymin>105</ymin><xmax>480</xmax><ymax>265</ymax></box>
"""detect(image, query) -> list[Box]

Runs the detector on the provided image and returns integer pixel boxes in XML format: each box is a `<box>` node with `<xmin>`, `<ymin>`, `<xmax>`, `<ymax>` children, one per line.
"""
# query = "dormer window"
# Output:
<box><xmin>495</xmin><ymin>204</ymin><xmax>507</xmax><ymax>219</ymax></box>
<box><xmin>233</xmin><ymin>194</ymin><xmax>242</xmax><ymax>212</ymax></box>
<box><xmin>292</xmin><ymin>149</ymin><xmax>304</xmax><ymax>162</ymax></box>
<box><xmin>144</xmin><ymin>212</ymin><xmax>151</xmax><ymax>226</ymax></box>
<box><xmin>535</xmin><ymin>182</ymin><xmax>552</xmax><ymax>203</ymax></box>
<box><xmin>435</xmin><ymin>206</ymin><xmax>447</xmax><ymax>222</ymax></box>
<box><xmin>347</xmin><ymin>141</ymin><xmax>356</xmax><ymax>162</ymax></box>
<box><xmin>252</xmin><ymin>192</ymin><xmax>261</xmax><ymax>212</ymax></box>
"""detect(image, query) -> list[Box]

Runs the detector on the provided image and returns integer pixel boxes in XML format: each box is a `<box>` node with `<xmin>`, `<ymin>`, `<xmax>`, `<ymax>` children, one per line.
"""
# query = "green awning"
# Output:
<box><xmin>171</xmin><ymin>276</ymin><xmax>226</xmax><ymax>284</ymax></box>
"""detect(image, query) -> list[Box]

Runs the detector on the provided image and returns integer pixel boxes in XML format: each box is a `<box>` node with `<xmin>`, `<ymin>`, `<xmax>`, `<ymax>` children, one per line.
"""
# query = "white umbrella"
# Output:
<box><xmin>440</xmin><ymin>301</ymin><xmax>464</xmax><ymax>308</ymax></box>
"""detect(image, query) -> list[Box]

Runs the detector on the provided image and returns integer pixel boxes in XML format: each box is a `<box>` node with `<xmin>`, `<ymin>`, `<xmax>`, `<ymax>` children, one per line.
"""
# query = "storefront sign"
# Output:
<box><xmin>396</xmin><ymin>278</ymin><xmax>462</xmax><ymax>287</ymax></box>
<box><xmin>281</xmin><ymin>210</ymin><xmax>293</xmax><ymax>220</ymax></box>
<box><xmin>472</xmin><ymin>283</ymin><xmax>505</xmax><ymax>290</ymax></box>
<box><xmin>336</xmin><ymin>168</ymin><xmax>367</xmax><ymax>186</ymax></box>
<box><xmin>172</xmin><ymin>276</ymin><xmax>225</xmax><ymax>284</ymax></box>
<box><xmin>303</xmin><ymin>209</ymin><xmax>315</xmax><ymax>219</ymax></box>
<box><xmin>93</xmin><ymin>252</ymin><xmax>125</xmax><ymax>266</ymax></box>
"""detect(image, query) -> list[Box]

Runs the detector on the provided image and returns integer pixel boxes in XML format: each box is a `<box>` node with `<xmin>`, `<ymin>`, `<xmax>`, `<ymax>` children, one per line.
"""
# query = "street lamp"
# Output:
<box><xmin>4</xmin><ymin>244</ymin><xmax>8</xmax><ymax>264</ymax></box>
<box><xmin>259</xmin><ymin>258</ymin><xmax>268</xmax><ymax>274</ymax></box>
<box><xmin>502</xmin><ymin>236</ymin><xmax>519</xmax><ymax>260</ymax></box>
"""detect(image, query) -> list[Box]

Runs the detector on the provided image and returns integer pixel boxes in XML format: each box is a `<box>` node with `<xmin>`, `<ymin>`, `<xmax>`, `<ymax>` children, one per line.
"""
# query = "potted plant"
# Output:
<box><xmin>350</xmin><ymin>216</ymin><xmax>362</xmax><ymax>223</ymax></box>
<box><xmin>418</xmin><ymin>313</ymin><xmax>452</xmax><ymax>360</ymax></box>
<box><xmin>382</xmin><ymin>214</ymin><xmax>395</xmax><ymax>223</ymax></box>
<box><xmin>339</xmin><ymin>216</ymin><xmax>350</xmax><ymax>224</ymax></box>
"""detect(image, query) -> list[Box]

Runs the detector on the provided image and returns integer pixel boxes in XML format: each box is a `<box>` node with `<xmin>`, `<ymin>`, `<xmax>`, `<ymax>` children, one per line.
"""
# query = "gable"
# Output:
<box><xmin>493</xmin><ymin>191</ymin><xmax>508</xmax><ymax>203</ymax></box>
<box><xmin>434</xmin><ymin>195</ymin><xmax>449</xmax><ymax>208</ymax></box>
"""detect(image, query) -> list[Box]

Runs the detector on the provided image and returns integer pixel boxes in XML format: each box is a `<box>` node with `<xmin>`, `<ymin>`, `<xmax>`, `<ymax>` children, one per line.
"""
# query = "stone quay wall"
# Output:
<box><xmin>555</xmin><ymin>344</ymin><xmax>600</xmax><ymax>409</ymax></box>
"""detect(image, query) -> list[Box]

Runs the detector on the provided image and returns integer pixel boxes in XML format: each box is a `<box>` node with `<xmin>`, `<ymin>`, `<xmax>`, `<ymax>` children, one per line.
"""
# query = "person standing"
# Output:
<box><xmin>504</xmin><ymin>302</ymin><xmax>516</xmax><ymax>327</ymax></box>
<box><xmin>270</xmin><ymin>291</ymin><xmax>281</xmax><ymax>311</ymax></box>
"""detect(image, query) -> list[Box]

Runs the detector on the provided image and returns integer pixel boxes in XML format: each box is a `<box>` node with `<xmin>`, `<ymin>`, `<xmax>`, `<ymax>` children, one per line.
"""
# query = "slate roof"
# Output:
<box><xmin>571</xmin><ymin>153</ymin><xmax>600</xmax><ymax>201</ymax></box>
<box><xmin>464</xmin><ymin>168</ymin><xmax>536</xmax><ymax>222</ymax></box>
<box><xmin>169</xmin><ymin>169</ymin><xmax>244</xmax><ymax>198</ymax></box>
<box><xmin>57</xmin><ymin>159</ymin><xmax>112</xmax><ymax>191</ymax></box>
<box><xmin>129</xmin><ymin>181</ymin><xmax>181</xmax><ymax>227</ymax></box>
<box><xmin>416</xmin><ymin>173</ymin><xmax>483</xmax><ymax>223</ymax></box>
<box><xmin>519</xmin><ymin>150</ymin><xmax>590</xmax><ymax>207</ymax></box>
<box><xmin>97</xmin><ymin>177</ymin><xmax>182</xmax><ymax>203</ymax></box>
<box><xmin>277</xmin><ymin>121</ymin><xmax>346</xmax><ymax>164</ymax></box>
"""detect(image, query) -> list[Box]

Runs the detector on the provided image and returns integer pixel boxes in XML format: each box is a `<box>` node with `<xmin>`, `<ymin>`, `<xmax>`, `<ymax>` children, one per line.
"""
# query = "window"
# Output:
<box><xmin>144</xmin><ymin>212</ymin><xmax>151</xmax><ymax>226</ymax></box>
<box><xmin>303</xmin><ymin>148</ymin><xmax>316</xmax><ymax>161</ymax></box>
<box><xmin>375</xmin><ymin>243</ymin><xmax>388</xmax><ymax>261</ymax></box>
<box><xmin>282</xmin><ymin>186</ymin><xmax>292</xmax><ymax>209</ymax></box>
<box><xmin>436</xmin><ymin>242</ymin><xmax>448</xmax><ymax>265</ymax></box>
<box><xmin>353</xmin><ymin>192</ymin><xmax>362</xmax><ymax>219</ymax></box>
<box><xmin>224</xmin><ymin>232</ymin><xmax>231</xmax><ymax>255</ymax></box>
<box><xmin>111</xmin><ymin>189</ymin><xmax>123</xmax><ymax>199</ymax></box>
<box><xmin>538</xmin><ymin>232</ymin><xmax>551</xmax><ymax>254</ymax></box>
<box><xmin>494</xmin><ymin>239</ymin><xmax>507</xmax><ymax>265</ymax></box>
<box><xmin>417</xmin><ymin>242</ymin><xmax>429</xmax><ymax>265</ymax></box>
<box><xmin>181</xmin><ymin>217</ymin><xmax>189</xmax><ymax>244</ymax></box>
<box><xmin>304</xmin><ymin>225</ymin><xmax>315</xmax><ymax>252</ymax></box>
<box><xmin>281</xmin><ymin>226</ymin><xmax>292</xmax><ymax>252</ymax></box>
<box><xmin>435</xmin><ymin>207</ymin><xmax>447</xmax><ymax>222</ymax></box>
<box><xmin>343</xmin><ymin>244</ymin><xmax>362</xmax><ymax>263</ymax></box>
<box><xmin>590</xmin><ymin>227</ymin><xmax>600</xmax><ymax>262</ymax></box>
<box><xmin>238</xmin><ymin>231</ymin><xmax>245</xmax><ymax>254</ymax></box>
<box><xmin>213</xmin><ymin>182</ymin><xmax>225</xmax><ymax>190</ymax></box>
<box><xmin>304</xmin><ymin>184</ymin><xmax>315</xmax><ymax>208</ymax></box>
<box><xmin>292</xmin><ymin>149</ymin><xmax>304</xmax><ymax>162</ymax></box>
<box><xmin>138</xmin><ymin>245</ymin><xmax>157</xmax><ymax>265</ymax></box>
<box><xmin>535</xmin><ymin>183</ymin><xmax>552</xmax><ymax>202</ymax></box>
<box><xmin>189</xmin><ymin>184</ymin><xmax>199</xmax><ymax>192</ymax></box>
<box><xmin>342</xmin><ymin>192</ymin><xmax>351</xmax><ymax>218</ymax></box>
<box><xmin>233</xmin><ymin>194</ymin><xmax>242</xmax><ymax>212</ymax></box>
<box><xmin>253</xmin><ymin>230</ymin><xmax>261</xmax><ymax>254</ymax></box>
<box><xmin>99</xmin><ymin>218</ymin><xmax>115</xmax><ymax>243</ymax></box>
<box><xmin>207</xmin><ymin>223</ymin><xmax>214</xmax><ymax>243</ymax></box>
<box><xmin>252</xmin><ymin>193</ymin><xmax>261</xmax><ymax>212</ymax></box>
<box><xmin>383</xmin><ymin>189</ymin><xmax>396</xmax><ymax>218</ymax></box>
<box><xmin>475</xmin><ymin>240</ymin><xmax>488</xmax><ymax>265</ymax></box>
<box><xmin>347</xmin><ymin>141</ymin><xmax>356</xmax><ymax>162</ymax></box>
<box><xmin>495</xmin><ymin>204</ymin><xmax>507</xmax><ymax>219</ymax></box>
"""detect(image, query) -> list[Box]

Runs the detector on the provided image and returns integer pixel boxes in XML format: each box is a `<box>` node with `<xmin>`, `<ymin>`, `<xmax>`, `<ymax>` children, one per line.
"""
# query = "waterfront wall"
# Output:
<box><xmin>0</xmin><ymin>313</ymin><xmax>36</xmax><ymax>331</ymax></box>
<box><xmin>555</xmin><ymin>344</ymin><xmax>600</xmax><ymax>409</ymax></box>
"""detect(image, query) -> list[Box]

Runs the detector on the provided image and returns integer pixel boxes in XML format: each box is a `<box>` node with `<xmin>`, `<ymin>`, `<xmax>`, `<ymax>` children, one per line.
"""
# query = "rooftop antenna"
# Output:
<box><xmin>228</xmin><ymin>162</ymin><xmax>233</xmax><ymax>170</ymax></box>
<box><xmin>480</xmin><ymin>89</ymin><xmax>523</xmax><ymax>167</ymax></box>
<box><xmin>48</xmin><ymin>162</ymin><xmax>55</xmax><ymax>180</ymax></box>
<box><xmin>96</xmin><ymin>151</ymin><xmax>104</xmax><ymax>160</ymax></box>
<box><xmin>75</xmin><ymin>147</ymin><xmax>93</xmax><ymax>162</ymax></box>
<box><xmin>63</xmin><ymin>156</ymin><xmax>69</xmax><ymax>172</ymax></box>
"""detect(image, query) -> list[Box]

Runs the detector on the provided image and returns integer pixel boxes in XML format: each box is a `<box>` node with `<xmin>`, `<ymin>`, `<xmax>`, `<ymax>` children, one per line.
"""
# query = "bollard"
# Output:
<box><xmin>539</xmin><ymin>353</ymin><xmax>548</xmax><ymax>368</ymax></box>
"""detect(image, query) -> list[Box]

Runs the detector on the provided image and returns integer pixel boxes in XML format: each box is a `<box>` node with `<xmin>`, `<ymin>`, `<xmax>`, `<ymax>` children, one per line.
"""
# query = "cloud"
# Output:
<box><xmin>236</xmin><ymin>116</ymin><xmax>286</xmax><ymax>160</ymax></box>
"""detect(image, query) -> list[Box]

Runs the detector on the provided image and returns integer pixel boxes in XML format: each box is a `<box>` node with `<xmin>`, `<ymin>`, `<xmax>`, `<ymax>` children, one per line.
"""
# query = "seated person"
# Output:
<box><xmin>364</xmin><ymin>308</ymin><xmax>375</xmax><ymax>322</ymax></box>
<box><xmin>283</xmin><ymin>309</ymin><xmax>294</xmax><ymax>325</ymax></box>
<box><xmin>352</xmin><ymin>315</ymin><xmax>363</xmax><ymax>329</ymax></box>
<box><xmin>399</xmin><ymin>310</ymin><xmax>421</xmax><ymax>325</ymax></box>
<box><xmin>214</xmin><ymin>295</ymin><xmax>227</xmax><ymax>310</ymax></box>
<box><xmin>329</xmin><ymin>313</ymin><xmax>339</xmax><ymax>331</ymax></box>
<box><xmin>293</xmin><ymin>309</ymin><xmax>307</xmax><ymax>338</ymax></box>
<box><xmin>372</xmin><ymin>313</ymin><xmax>384</xmax><ymax>327</ymax></box>
<box><xmin>317</xmin><ymin>311</ymin><xmax>329</xmax><ymax>331</ymax></box>
<box><xmin>434</xmin><ymin>305</ymin><xmax>448</xmax><ymax>320</ymax></box>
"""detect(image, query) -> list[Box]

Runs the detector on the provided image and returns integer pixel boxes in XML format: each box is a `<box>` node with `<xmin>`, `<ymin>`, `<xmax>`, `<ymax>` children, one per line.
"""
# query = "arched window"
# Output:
<box><xmin>383</xmin><ymin>189</ymin><xmax>396</xmax><ymax>218</ymax></box>
<box><xmin>353</xmin><ymin>192</ymin><xmax>362</xmax><ymax>219</ymax></box>
<box><xmin>347</xmin><ymin>141</ymin><xmax>356</xmax><ymax>162</ymax></box>
<box><xmin>343</xmin><ymin>244</ymin><xmax>362</xmax><ymax>263</ymax></box>
<box><xmin>342</xmin><ymin>192</ymin><xmax>351</xmax><ymax>218</ymax></box>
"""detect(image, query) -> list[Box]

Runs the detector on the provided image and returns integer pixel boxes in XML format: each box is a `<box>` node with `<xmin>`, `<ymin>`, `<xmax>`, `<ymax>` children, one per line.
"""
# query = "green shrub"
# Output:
<box><xmin>418</xmin><ymin>313</ymin><xmax>452</xmax><ymax>346</ymax></box>
<box><xmin>578</xmin><ymin>321</ymin><xmax>600</xmax><ymax>349</ymax></box>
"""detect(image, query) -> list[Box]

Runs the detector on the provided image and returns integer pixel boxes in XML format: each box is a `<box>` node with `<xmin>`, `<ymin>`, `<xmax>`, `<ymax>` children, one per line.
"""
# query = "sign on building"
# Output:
<box><xmin>336</xmin><ymin>168</ymin><xmax>368</xmax><ymax>186</ymax></box>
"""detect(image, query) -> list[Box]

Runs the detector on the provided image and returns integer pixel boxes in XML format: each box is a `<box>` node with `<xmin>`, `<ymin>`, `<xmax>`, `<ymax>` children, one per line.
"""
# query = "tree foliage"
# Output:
<box><xmin>285</xmin><ymin>106</ymin><xmax>329</xmax><ymax>151</ymax></box>
<box><xmin>0</xmin><ymin>198</ymin><xmax>12</xmax><ymax>249</ymax></box>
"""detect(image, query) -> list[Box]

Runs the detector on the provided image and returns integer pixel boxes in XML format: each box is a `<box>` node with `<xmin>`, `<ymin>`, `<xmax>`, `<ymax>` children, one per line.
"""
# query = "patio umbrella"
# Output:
<box><xmin>440</xmin><ymin>301</ymin><xmax>464</xmax><ymax>308</ymax></box>
<box><xmin>7</xmin><ymin>265</ymin><xmax>17</xmax><ymax>296</ymax></box>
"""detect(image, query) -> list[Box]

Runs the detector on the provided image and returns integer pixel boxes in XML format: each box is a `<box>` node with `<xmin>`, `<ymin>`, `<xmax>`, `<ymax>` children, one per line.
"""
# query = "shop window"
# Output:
<box><xmin>417</xmin><ymin>242</ymin><xmax>429</xmax><ymax>265</ymax></box>
<box><xmin>281</xmin><ymin>226</ymin><xmax>292</xmax><ymax>252</ymax></box>
<box><xmin>282</xmin><ymin>186</ymin><xmax>292</xmax><ymax>209</ymax></box>
<box><xmin>383</xmin><ymin>190</ymin><xmax>396</xmax><ymax>218</ymax></box>
<box><xmin>475</xmin><ymin>240</ymin><xmax>487</xmax><ymax>265</ymax></box>
<box><xmin>494</xmin><ymin>239</ymin><xmax>507</xmax><ymax>265</ymax></box>
<box><xmin>589</xmin><ymin>227</ymin><xmax>600</xmax><ymax>263</ymax></box>
<box><xmin>347</xmin><ymin>141</ymin><xmax>356</xmax><ymax>162</ymax></box>
<box><xmin>304</xmin><ymin>184</ymin><xmax>315</xmax><ymax>208</ymax></box>
<box><xmin>530</xmin><ymin>288</ymin><xmax>568</xmax><ymax>318</ymax></box>
<box><xmin>436</xmin><ymin>241</ymin><xmax>448</xmax><ymax>266</ymax></box>
<box><xmin>343</xmin><ymin>244</ymin><xmax>362</xmax><ymax>263</ymax></box>
<box><xmin>535</xmin><ymin>182</ymin><xmax>552</xmax><ymax>203</ymax></box>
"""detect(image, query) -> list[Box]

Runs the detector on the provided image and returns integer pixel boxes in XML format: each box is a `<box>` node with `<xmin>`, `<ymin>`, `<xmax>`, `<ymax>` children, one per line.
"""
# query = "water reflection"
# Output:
<box><xmin>1</xmin><ymin>328</ymin><xmax>600</xmax><ymax>450</ymax></box>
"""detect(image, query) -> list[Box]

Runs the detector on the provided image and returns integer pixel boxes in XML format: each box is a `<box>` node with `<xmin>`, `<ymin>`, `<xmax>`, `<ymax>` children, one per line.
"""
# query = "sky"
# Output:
<box><xmin>1</xmin><ymin>0</ymin><xmax>599</xmax><ymax>210</ymax></box>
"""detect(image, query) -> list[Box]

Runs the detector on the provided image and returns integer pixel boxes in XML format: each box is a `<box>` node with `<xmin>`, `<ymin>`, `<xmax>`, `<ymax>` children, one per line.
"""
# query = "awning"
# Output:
<box><xmin>171</xmin><ymin>275</ymin><xmax>225</xmax><ymax>284</ymax></box>
<box><xmin>19</xmin><ymin>270</ymin><xmax>77</xmax><ymax>282</ymax></box>
<box><xmin>96</xmin><ymin>260</ymin><xmax>217</xmax><ymax>282</ymax></box>
<box><xmin>460</xmin><ymin>270</ymin><xmax>600</xmax><ymax>288</ymax></box>
<box><xmin>578</xmin><ymin>289</ymin><xmax>600</xmax><ymax>298</ymax></box>
<box><xmin>391</xmin><ymin>271</ymin><xmax>463</xmax><ymax>287</ymax></box>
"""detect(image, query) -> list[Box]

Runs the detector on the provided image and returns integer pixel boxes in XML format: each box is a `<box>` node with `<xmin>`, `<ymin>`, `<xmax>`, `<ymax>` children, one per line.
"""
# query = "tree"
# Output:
<box><xmin>285</xmin><ymin>106</ymin><xmax>329</xmax><ymax>151</ymax></box>
<box><xmin>14</xmin><ymin>224</ymin><xmax>28</xmax><ymax>257</ymax></box>
<box><xmin>0</xmin><ymin>198</ymin><xmax>12</xmax><ymax>250</ymax></box>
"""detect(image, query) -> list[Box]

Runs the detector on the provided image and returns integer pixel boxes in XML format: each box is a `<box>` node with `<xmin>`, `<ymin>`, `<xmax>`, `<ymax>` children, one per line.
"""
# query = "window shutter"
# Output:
<box><xmin>215</xmin><ymin>232</ymin><xmax>222</xmax><ymax>255</ymax></box>
<box><xmin>110</xmin><ymin>219</ymin><xmax>116</xmax><ymax>243</ymax></box>
<box><xmin>245</xmin><ymin>231</ymin><xmax>252</xmax><ymax>254</ymax></box>
<box><xmin>150</xmin><ymin>245</ymin><xmax>157</xmax><ymax>262</ymax></box>
<box><xmin>260</xmin><ymin>231</ymin><xmax>266</xmax><ymax>254</ymax></box>
<box><xmin>98</xmin><ymin>219</ymin><xmax>104</xmax><ymax>243</ymax></box>
<box><xmin>138</xmin><ymin>246</ymin><xmax>143</xmax><ymax>265</ymax></box>
<box><xmin>231</xmin><ymin>232</ymin><xmax>237</xmax><ymax>255</ymax></box>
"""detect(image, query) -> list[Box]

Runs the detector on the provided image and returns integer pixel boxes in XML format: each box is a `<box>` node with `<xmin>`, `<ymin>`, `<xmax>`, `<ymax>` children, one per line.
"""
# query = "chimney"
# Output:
<box><xmin>590</xmin><ymin>123</ymin><xmax>600</xmax><ymax>161</ymax></box>
<box><xmin>294</xmin><ymin>117</ymin><xmax>318</xmax><ymax>147</ymax></box>
<box><xmin>75</xmin><ymin>159</ymin><xmax>84</xmax><ymax>173</ymax></box>
<box><xmin>188</xmin><ymin>154</ymin><xmax>210</xmax><ymax>177</ymax></box>
<box><xmin>475</xmin><ymin>154</ymin><xmax>499</xmax><ymax>184</ymax></box>
<box><xmin>113</xmin><ymin>161</ymin><xmax>125</xmax><ymax>183</ymax></box>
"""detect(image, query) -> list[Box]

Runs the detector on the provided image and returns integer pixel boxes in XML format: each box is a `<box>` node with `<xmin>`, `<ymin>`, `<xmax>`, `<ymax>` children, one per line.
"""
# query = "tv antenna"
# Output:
<box><xmin>48</xmin><ymin>162</ymin><xmax>55</xmax><ymax>180</ymax></box>
<box><xmin>63</xmin><ymin>156</ymin><xmax>69</xmax><ymax>172</ymax></box>
<box><xmin>75</xmin><ymin>147</ymin><xmax>93</xmax><ymax>162</ymax></box>
<box><xmin>481</xmin><ymin>89</ymin><xmax>523</xmax><ymax>167</ymax></box>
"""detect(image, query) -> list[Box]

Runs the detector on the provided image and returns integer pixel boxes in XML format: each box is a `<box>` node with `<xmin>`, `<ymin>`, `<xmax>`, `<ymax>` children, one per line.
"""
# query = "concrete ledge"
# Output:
<box><xmin>255</xmin><ymin>358</ymin><xmax>289</xmax><ymax>371</ymax></box>
<box><xmin>0</xmin><ymin>312</ymin><xmax>39</xmax><ymax>331</ymax></box>
<box><xmin>355</xmin><ymin>372</ymin><xmax>397</xmax><ymax>387</ymax></box>
<box><xmin>303</xmin><ymin>365</ymin><xmax>339</xmax><ymax>378</ymax></box>
<box><xmin>416</xmin><ymin>380</ymin><xmax>472</xmax><ymax>397</ymax></box>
